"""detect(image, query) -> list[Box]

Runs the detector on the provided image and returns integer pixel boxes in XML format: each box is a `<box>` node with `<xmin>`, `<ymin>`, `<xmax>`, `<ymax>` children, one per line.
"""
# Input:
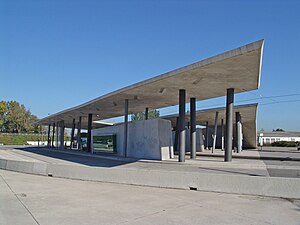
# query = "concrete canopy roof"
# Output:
<box><xmin>39</xmin><ymin>40</ymin><xmax>264</xmax><ymax>127</ymax></box>
<box><xmin>62</xmin><ymin>120</ymin><xmax>113</xmax><ymax>130</ymax></box>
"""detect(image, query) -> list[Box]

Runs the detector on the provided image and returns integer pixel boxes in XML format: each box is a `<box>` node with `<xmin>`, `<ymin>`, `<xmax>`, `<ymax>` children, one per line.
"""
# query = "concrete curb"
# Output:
<box><xmin>1</xmin><ymin>158</ymin><xmax>299</xmax><ymax>199</ymax></box>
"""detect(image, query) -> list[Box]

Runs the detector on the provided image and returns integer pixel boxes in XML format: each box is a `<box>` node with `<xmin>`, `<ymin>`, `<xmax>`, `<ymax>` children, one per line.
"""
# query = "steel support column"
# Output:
<box><xmin>212</xmin><ymin>111</ymin><xmax>219</xmax><ymax>153</ymax></box>
<box><xmin>70</xmin><ymin>118</ymin><xmax>75</xmax><ymax>149</ymax></box>
<box><xmin>47</xmin><ymin>124</ymin><xmax>51</xmax><ymax>147</ymax></box>
<box><xmin>145</xmin><ymin>107</ymin><xmax>149</xmax><ymax>120</ymax></box>
<box><xmin>77</xmin><ymin>116</ymin><xmax>82</xmax><ymax>150</ymax></box>
<box><xmin>38</xmin><ymin>126</ymin><xmax>40</xmax><ymax>148</ymax></box>
<box><xmin>205</xmin><ymin>121</ymin><xmax>209</xmax><ymax>149</ymax></box>
<box><xmin>225</xmin><ymin>88</ymin><xmax>234</xmax><ymax>162</ymax></box>
<box><xmin>51</xmin><ymin>122</ymin><xmax>55</xmax><ymax>148</ymax></box>
<box><xmin>59</xmin><ymin>120</ymin><xmax>65</xmax><ymax>150</ymax></box>
<box><xmin>236</xmin><ymin>112</ymin><xmax>242</xmax><ymax>153</ymax></box>
<box><xmin>178</xmin><ymin>89</ymin><xmax>186</xmax><ymax>162</ymax></box>
<box><xmin>190</xmin><ymin>97</ymin><xmax>196</xmax><ymax>159</ymax></box>
<box><xmin>123</xmin><ymin>99</ymin><xmax>129</xmax><ymax>157</ymax></box>
<box><xmin>87</xmin><ymin>114</ymin><xmax>92</xmax><ymax>152</ymax></box>
<box><xmin>56</xmin><ymin>122</ymin><xmax>59</xmax><ymax>149</ymax></box>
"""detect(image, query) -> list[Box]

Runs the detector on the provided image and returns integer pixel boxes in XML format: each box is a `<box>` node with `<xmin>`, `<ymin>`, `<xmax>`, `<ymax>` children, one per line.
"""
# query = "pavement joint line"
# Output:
<box><xmin>0</xmin><ymin>173</ymin><xmax>41</xmax><ymax>225</ymax></box>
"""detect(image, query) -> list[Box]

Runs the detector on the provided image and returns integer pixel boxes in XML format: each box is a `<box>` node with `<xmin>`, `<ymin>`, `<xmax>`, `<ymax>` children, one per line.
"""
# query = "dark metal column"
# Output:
<box><xmin>225</xmin><ymin>88</ymin><xmax>234</xmax><ymax>162</ymax></box>
<box><xmin>47</xmin><ymin>124</ymin><xmax>51</xmax><ymax>147</ymax></box>
<box><xmin>38</xmin><ymin>125</ymin><xmax>40</xmax><ymax>148</ymax></box>
<box><xmin>178</xmin><ymin>89</ymin><xmax>186</xmax><ymax>162</ymax></box>
<box><xmin>145</xmin><ymin>107</ymin><xmax>149</xmax><ymax>120</ymax></box>
<box><xmin>51</xmin><ymin>122</ymin><xmax>55</xmax><ymax>148</ymax></box>
<box><xmin>221</xmin><ymin>119</ymin><xmax>224</xmax><ymax>150</ymax></box>
<box><xmin>87</xmin><ymin>114</ymin><xmax>92</xmax><ymax>152</ymax></box>
<box><xmin>56</xmin><ymin>122</ymin><xmax>59</xmax><ymax>149</ymax></box>
<box><xmin>70</xmin><ymin>118</ymin><xmax>75</xmax><ymax>149</ymax></box>
<box><xmin>205</xmin><ymin>121</ymin><xmax>209</xmax><ymax>149</ymax></box>
<box><xmin>77</xmin><ymin>116</ymin><xmax>82</xmax><ymax>150</ymax></box>
<box><xmin>212</xmin><ymin>111</ymin><xmax>219</xmax><ymax>153</ymax></box>
<box><xmin>123</xmin><ymin>99</ymin><xmax>129</xmax><ymax>157</ymax></box>
<box><xmin>190</xmin><ymin>97</ymin><xmax>196</xmax><ymax>159</ymax></box>
<box><xmin>59</xmin><ymin>120</ymin><xmax>65</xmax><ymax>150</ymax></box>
<box><xmin>236</xmin><ymin>112</ymin><xmax>242</xmax><ymax>153</ymax></box>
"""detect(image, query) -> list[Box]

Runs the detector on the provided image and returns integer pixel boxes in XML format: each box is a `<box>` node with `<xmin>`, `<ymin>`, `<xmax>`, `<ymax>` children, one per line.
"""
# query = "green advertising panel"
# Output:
<box><xmin>93</xmin><ymin>134</ymin><xmax>117</xmax><ymax>152</ymax></box>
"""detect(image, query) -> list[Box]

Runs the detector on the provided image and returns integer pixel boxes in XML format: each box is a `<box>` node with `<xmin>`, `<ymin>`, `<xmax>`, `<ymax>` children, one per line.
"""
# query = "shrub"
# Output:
<box><xmin>271</xmin><ymin>141</ymin><xmax>299</xmax><ymax>147</ymax></box>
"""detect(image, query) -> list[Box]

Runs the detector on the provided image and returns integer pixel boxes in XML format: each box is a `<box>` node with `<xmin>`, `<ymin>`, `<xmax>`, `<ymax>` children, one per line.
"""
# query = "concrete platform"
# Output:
<box><xmin>1</xmin><ymin>169</ymin><xmax>300</xmax><ymax>225</ymax></box>
<box><xmin>0</xmin><ymin>146</ymin><xmax>300</xmax><ymax>199</ymax></box>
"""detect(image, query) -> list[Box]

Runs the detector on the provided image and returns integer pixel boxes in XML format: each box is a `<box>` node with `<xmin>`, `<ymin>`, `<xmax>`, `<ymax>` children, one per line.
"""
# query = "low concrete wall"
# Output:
<box><xmin>92</xmin><ymin>119</ymin><xmax>173</xmax><ymax>160</ymax></box>
<box><xmin>1</xmin><ymin>158</ymin><xmax>300</xmax><ymax>199</ymax></box>
<box><xmin>0</xmin><ymin>158</ymin><xmax>48</xmax><ymax>175</ymax></box>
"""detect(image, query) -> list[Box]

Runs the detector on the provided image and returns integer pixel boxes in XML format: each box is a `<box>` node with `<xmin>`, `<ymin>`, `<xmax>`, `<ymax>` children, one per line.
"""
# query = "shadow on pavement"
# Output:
<box><xmin>13</xmin><ymin>147</ymin><xmax>138</xmax><ymax>168</ymax></box>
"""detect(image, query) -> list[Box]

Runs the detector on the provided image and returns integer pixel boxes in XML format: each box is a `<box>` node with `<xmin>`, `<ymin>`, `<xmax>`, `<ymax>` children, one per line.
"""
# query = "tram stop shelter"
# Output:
<box><xmin>162</xmin><ymin>103</ymin><xmax>258</xmax><ymax>155</ymax></box>
<box><xmin>38</xmin><ymin>39</ymin><xmax>264</xmax><ymax>162</ymax></box>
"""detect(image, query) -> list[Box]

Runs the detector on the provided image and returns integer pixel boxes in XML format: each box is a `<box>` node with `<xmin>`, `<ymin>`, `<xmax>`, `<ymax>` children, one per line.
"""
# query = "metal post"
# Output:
<box><xmin>70</xmin><ymin>119</ymin><xmax>75</xmax><ymax>149</ymax></box>
<box><xmin>87</xmin><ymin>114</ymin><xmax>92</xmax><ymax>152</ymax></box>
<box><xmin>205</xmin><ymin>121</ymin><xmax>209</xmax><ymax>150</ymax></box>
<box><xmin>178</xmin><ymin>89</ymin><xmax>186</xmax><ymax>162</ymax></box>
<box><xmin>190</xmin><ymin>97</ymin><xmax>196</xmax><ymax>159</ymax></box>
<box><xmin>225</xmin><ymin>88</ymin><xmax>234</xmax><ymax>162</ymax></box>
<box><xmin>77</xmin><ymin>116</ymin><xmax>82</xmax><ymax>150</ymax></box>
<box><xmin>38</xmin><ymin>125</ymin><xmax>40</xmax><ymax>147</ymax></box>
<box><xmin>145</xmin><ymin>107</ymin><xmax>149</xmax><ymax>120</ymax></box>
<box><xmin>47</xmin><ymin>124</ymin><xmax>51</xmax><ymax>148</ymax></box>
<box><xmin>56</xmin><ymin>122</ymin><xmax>59</xmax><ymax>149</ymax></box>
<box><xmin>212</xmin><ymin>111</ymin><xmax>219</xmax><ymax>153</ymax></box>
<box><xmin>236</xmin><ymin>112</ymin><xmax>242</xmax><ymax>153</ymax></box>
<box><xmin>221</xmin><ymin>119</ymin><xmax>224</xmax><ymax>150</ymax></box>
<box><xmin>51</xmin><ymin>122</ymin><xmax>55</xmax><ymax>148</ymax></box>
<box><xmin>59</xmin><ymin>120</ymin><xmax>65</xmax><ymax>150</ymax></box>
<box><xmin>123</xmin><ymin>99</ymin><xmax>129</xmax><ymax>157</ymax></box>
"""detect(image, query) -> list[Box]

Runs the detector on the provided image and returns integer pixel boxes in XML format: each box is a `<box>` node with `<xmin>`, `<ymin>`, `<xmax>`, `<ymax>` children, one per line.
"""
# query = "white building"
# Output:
<box><xmin>258</xmin><ymin>132</ymin><xmax>300</xmax><ymax>145</ymax></box>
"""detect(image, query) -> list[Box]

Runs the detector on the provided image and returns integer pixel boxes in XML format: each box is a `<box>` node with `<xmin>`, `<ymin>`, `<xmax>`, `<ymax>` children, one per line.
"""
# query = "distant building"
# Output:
<box><xmin>258</xmin><ymin>132</ymin><xmax>300</xmax><ymax>145</ymax></box>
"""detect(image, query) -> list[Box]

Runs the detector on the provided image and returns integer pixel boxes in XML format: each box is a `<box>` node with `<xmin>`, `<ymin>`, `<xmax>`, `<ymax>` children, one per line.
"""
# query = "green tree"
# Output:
<box><xmin>0</xmin><ymin>101</ymin><xmax>8</xmax><ymax>132</ymax></box>
<box><xmin>131</xmin><ymin>109</ymin><xmax>160</xmax><ymax>121</ymax></box>
<box><xmin>0</xmin><ymin>100</ymin><xmax>39</xmax><ymax>133</ymax></box>
<box><xmin>273</xmin><ymin>128</ymin><xmax>285</xmax><ymax>132</ymax></box>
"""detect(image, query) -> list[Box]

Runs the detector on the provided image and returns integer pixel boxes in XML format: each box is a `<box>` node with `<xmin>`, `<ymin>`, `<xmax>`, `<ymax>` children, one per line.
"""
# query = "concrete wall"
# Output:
<box><xmin>92</xmin><ymin>119</ymin><xmax>173</xmax><ymax>160</ymax></box>
<box><xmin>172</xmin><ymin>128</ymin><xmax>204</xmax><ymax>152</ymax></box>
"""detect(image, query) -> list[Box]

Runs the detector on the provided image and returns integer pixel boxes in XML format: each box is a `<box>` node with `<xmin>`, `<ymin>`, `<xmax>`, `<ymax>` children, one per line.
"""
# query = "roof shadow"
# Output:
<box><xmin>13</xmin><ymin>147</ymin><xmax>138</xmax><ymax>168</ymax></box>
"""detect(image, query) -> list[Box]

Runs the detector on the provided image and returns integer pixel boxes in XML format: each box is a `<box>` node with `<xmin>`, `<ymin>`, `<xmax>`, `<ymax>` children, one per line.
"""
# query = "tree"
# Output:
<box><xmin>273</xmin><ymin>128</ymin><xmax>285</xmax><ymax>132</ymax></box>
<box><xmin>0</xmin><ymin>100</ymin><xmax>39</xmax><ymax>133</ymax></box>
<box><xmin>131</xmin><ymin>109</ymin><xmax>160</xmax><ymax>121</ymax></box>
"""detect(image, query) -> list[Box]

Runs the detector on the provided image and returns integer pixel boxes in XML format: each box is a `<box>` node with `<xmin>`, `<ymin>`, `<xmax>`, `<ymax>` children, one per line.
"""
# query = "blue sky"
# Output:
<box><xmin>1</xmin><ymin>0</ymin><xmax>300</xmax><ymax>131</ymax></box>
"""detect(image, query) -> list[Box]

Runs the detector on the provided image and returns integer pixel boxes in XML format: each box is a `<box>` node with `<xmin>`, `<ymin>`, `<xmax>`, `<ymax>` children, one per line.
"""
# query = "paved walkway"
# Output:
<box><xmin>1</xmin><ymin>169</ymin><xmax>300</xmax><ymax>225</ymax></box>
<box><xmin>1</xmin><ymin>146</ymin><xmax>300</xmax><ymax>178</ymax></box>
<box><xmin>1</xmin><ymin>146</ymin><xmax>300</xmax><ymax>198</ymax></box>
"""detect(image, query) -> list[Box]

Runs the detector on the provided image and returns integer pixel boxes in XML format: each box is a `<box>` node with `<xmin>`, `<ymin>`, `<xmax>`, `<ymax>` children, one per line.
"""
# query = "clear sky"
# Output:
<box><xmin>1</xmin><ymin>0</ymin><xmax>300</xmax><ymax>131</ymax></box>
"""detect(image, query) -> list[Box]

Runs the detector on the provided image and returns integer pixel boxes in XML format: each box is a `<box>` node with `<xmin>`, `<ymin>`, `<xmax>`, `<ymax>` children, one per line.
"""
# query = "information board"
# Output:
<box><xmin>93</xmin><ymin>134</ymin><xmax>117</xmax><ymax>152</ymax></box>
